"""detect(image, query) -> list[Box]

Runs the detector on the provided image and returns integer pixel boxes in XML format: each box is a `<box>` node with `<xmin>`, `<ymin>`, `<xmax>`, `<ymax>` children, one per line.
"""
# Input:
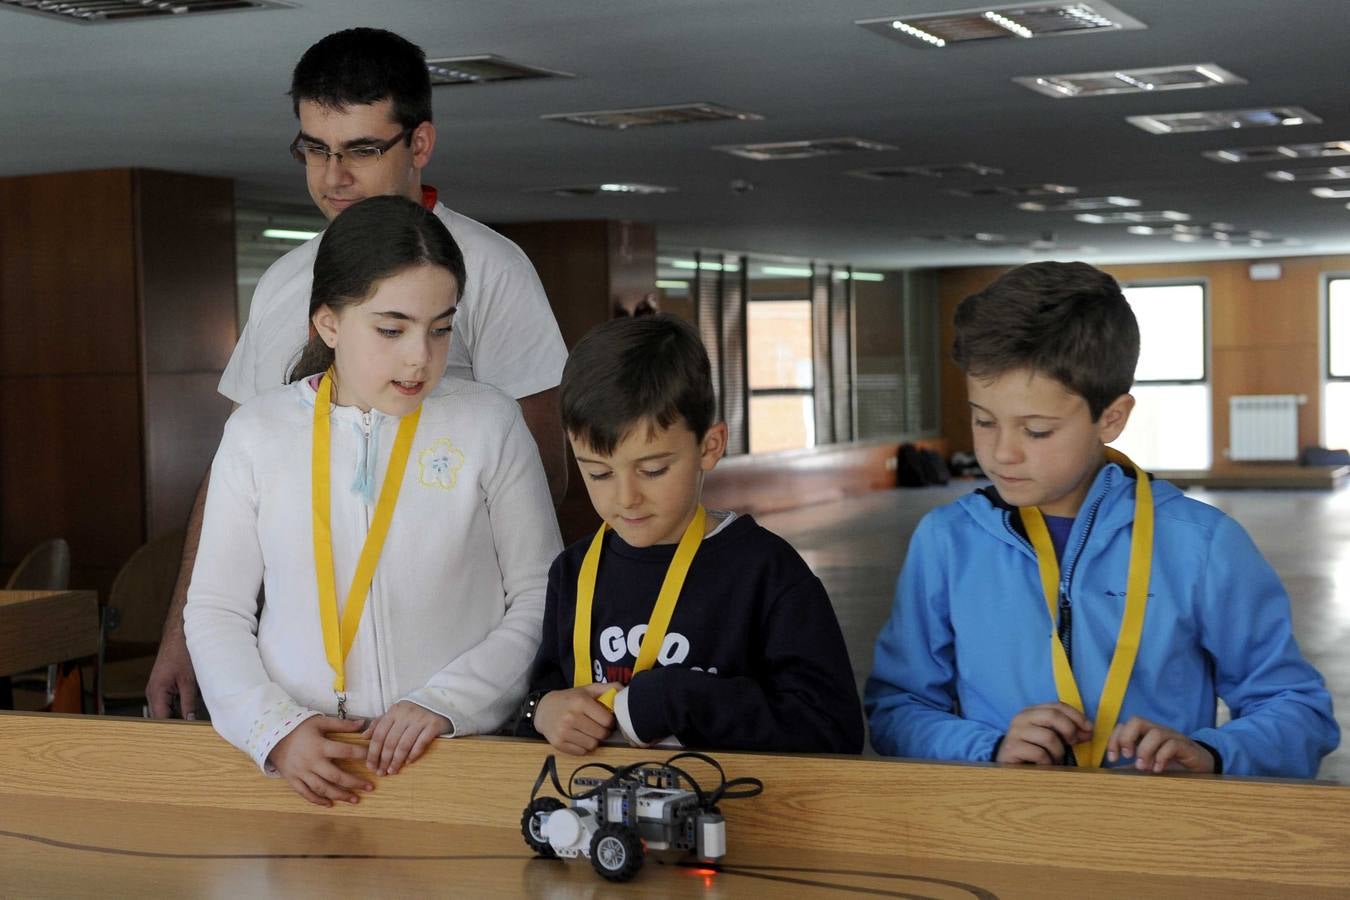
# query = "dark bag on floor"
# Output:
<box><xmin>898</xmin><ymin>444</ymin><xmax>950</xmax><ymax>487</ymax></box>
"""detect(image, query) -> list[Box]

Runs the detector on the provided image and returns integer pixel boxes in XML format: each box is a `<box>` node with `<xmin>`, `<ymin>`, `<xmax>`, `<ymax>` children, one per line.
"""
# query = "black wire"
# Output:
<box><xmin>529</xmin><ymin>751</ymin><xmax>763</xmax><ymax>812</ymax></box>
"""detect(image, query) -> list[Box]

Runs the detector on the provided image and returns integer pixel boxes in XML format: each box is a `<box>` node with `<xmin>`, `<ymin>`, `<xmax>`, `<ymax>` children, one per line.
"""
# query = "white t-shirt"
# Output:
<box><xmin>219</xmin><ymin>201</ymin><xmax>567</xmax><ymax>404</ymax></box>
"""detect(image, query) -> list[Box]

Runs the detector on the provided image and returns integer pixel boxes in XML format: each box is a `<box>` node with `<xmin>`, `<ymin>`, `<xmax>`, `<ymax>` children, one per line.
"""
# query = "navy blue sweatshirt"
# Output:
<box><xmin>517</xmin><ymin>514</ymin><xmax>864</xmax><ymax>754</ymax></box>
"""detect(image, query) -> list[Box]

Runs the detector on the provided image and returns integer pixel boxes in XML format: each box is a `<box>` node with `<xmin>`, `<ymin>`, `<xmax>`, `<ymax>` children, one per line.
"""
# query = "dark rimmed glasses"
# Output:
<box><xmin>289</xmin><ymin>127</ymin><xmax>413</xmax><ymax>169</ymax></box>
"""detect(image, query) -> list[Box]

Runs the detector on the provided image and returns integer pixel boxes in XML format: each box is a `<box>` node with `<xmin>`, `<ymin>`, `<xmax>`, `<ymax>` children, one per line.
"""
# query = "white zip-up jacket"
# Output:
<box><xmin>185</xmin><ymin>376</ymin><xmax>560</xmax><ymax>771</ymax></box>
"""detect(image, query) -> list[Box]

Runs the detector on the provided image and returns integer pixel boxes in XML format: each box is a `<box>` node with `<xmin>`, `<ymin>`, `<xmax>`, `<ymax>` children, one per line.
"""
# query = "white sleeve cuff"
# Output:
<box><xmin>612</xmin><ymin>687</ymin><xmax>649</xmax><ymax>748</ymax></box>
<box><xmin>248</xmin><ymin>699</ymin><xmax>322</xmax><ymax>774</ymax></box>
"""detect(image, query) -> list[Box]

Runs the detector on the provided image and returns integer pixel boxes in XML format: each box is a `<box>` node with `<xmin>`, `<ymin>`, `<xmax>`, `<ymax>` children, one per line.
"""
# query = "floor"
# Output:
<box><xmin>758</xmin><ymin>481</ymin><xmax>1350</xmax><ymax>783</ymax></box>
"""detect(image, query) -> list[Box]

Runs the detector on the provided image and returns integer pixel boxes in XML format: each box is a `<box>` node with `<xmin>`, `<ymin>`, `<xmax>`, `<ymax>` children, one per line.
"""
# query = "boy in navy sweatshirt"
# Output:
<box><xmin>515</xmin><ymin>314</ymin><xmax>863</xmax><ymax>755</ymax></box>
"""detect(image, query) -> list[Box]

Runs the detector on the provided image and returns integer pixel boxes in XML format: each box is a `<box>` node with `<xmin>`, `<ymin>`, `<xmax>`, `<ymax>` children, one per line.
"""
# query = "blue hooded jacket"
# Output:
<box><xmin>865</xmin><ymin>459</ymin><xmax>1338</xmax><ymax>778</ymax></box>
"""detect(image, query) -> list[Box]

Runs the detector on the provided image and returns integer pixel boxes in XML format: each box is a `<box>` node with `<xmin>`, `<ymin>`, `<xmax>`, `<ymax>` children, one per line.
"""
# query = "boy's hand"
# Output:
<box><xmin>534</xmin><ymin>683</ymin><xmax>616</xmax><ymax>755</ymax></box>
<box><xmin>1107</xmin><ymin>716</ymin><xmax>1215</xmax><ymax>774</ymax></box>
<box><xmin>362</xmin><ymin>701</ymin><xmax>451</xmax><ymax>776</ymax></box>
<box><xmin>268</xmin><ymin>716</ymin><xmax>372</xmax><ymax>807</ymax></box>
<box><xmin>996</xmin><ymin>701</ymin><xmax>1093</xmax><ymax>765</ymax></box>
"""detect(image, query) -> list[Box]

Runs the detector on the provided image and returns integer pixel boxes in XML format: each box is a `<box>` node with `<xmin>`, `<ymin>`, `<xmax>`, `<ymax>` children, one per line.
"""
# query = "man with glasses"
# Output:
<box><xmin>146</xmin><ymin>27</ymin><xmax>568</xmax><ymax>720</ymax></box>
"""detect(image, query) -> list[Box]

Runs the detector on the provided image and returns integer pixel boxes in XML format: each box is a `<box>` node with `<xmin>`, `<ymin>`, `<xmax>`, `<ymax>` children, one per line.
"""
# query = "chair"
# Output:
<box><xmin>2</xmin><ymin>538</ymin><xmax>73</xmax><ymax>710</ymax></box>
<box><xmin>95</xmin><ymin>530</ymin><xmax>185</xmax><ymax>715</ymax></box>
<box><xmin>4</xmin><ymin>538</ymin><xmax>72</xmax><ymax>592</ymax></box>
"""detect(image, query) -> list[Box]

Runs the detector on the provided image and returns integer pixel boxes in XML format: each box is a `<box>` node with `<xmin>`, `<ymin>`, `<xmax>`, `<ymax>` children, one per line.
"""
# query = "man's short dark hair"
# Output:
<box><xmin>951</xmin><ymin>261</ymin><xmax>1140</xmax><ymax>420</ymax></box>
<box><xmin>290</xmin><ymin>28</ymin><xmax>432</xmax><ymax>131</ymax></box>
<box><xmin>562</xmin><ymin>314</ymin><xmax>717</xmax><ymax>455</ymax></box>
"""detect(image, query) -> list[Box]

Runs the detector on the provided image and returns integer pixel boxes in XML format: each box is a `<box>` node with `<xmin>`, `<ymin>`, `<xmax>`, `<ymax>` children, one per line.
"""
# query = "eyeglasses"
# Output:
<box><xmin>289</xmin><ymin>127</ymin><xmax>413</xmax><ymax>169</ymax></box>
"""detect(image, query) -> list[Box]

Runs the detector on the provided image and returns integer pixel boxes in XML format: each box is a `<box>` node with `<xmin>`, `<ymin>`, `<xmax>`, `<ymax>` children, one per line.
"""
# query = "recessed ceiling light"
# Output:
<box><xmin>849</xmin><ymin>162</ymin><xmax>1003</xmax><ymax>179</ymax></box>
<box><xmin>425</xmin><ymin>55</ymin><xmax>573</xmax><ymax>86</ymax></box>
<box><xmin>1203</xmin><ymin>140</ymin><xmax>1350</xmax><ymax>163</ymax></box>
<box><xmin>1312</xmin><ymin>187</ymin><xmax>1350</xmax><ymax>199</ymax></box>
<box><xmin>662</xmin><ymin>258</ymin><xmax>742</xmax><ymax>273</ymax></box>
<box><xmin>1127</xmin><ymin>107</ymin><xmax>1320</xmax><ymax>135</ymax></box>
<box><xmin>543</xmin><ymin>103</ymin><xmax>762</xmax><ymax>130</ymax></box>
<box><xmin>1075</xmin><ymin>210</ymin><xmax>1189</xmax><ymax>224</ymax></box>
<box><xmin>925</xmin><ymin>232</ymin><xmax>1009</xmax><ymax>244</ymax></box>
<box><xmin>1265</xmin><ymin>166</ymin><xmax>1350</xmax><ymax>182</ymax></box>
<box><xmin>1017</xmin><ymin>196</ymin><xmax>1140</xmax><ymax>211</ymax></box>
<box><xmin>1015</xmin><ymin>63</ymin><xmax>1244</xmax><ymax>99</ymax></box>
<box><xmin>856</xmin><ymin>2</ymin><xmax>1145</xmax><ymax>49</ymax></box>
<box><xmin>0</xmin><ymin>0</ymin><xmax>291</xmax><ymax>23</ymax></box>
<box><xmin>530</xmin><ymin>183</ymin><xmax>676</xmax><ymax>196</ymax></box>
<box><xmin>715</xmin><ymin>138</ymin><xmax>895</xmax><ymax>161</ymax></box>
<box><xmin>948</xmin><ymin>183</ymin><xmax>1077</xmax><ymax>197</ymax></box>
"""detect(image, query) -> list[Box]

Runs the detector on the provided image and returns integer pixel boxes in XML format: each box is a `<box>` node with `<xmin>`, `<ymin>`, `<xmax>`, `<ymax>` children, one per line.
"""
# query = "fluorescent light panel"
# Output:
<box><xmin>532</xmin><ymin>183</ymin><xmax>676</xmax><ymax>196</ymax></box>
<box><xmin>855</xmin><ymin>2</ymin><xmax>1145</xmax><ymax>49</ymax></box>
<box><xmin>1312</xmin><ymin>187</ymin><xmax>1350</xmax><ymax>199</ymax></box>
<box><xmin>948</xmin><ymin>183</ymin><xmax>1077</xmax><ymax>197</ymax></box>
<box><xmin>1017</xmin><ymin>196</ymin><xmax>1139</xmax><ymax>212</ymax></box>
<box><xmin>1127</xmin><ymin>107</ymin><xmax>1320</xmax><ymax>135</ymax></box>
<box><xmin>426</xmin><ymin>55</ymin><xmax>573</xmax><ymax>86</ymax></box>
<box><xmin>849</xmin><ymin>162</ymin><xmax>1002</xmax><ymax>180</ymax></box>
<box><xmin>1015</xmin><ymin>63</ymin><xmax>1243</xmax><ymax>99</ymax></box>
<box><xmin>716</xmin><ymin>138</ymin><xmax>895</xmax><ymax>161</ymax></box>
<box><xmin>0</xmin><ymin>0</ymin><xmax>291</xmax><ymax>23</ymax></box>
<box><xmin>1203</xmin><ymin>140</ymin><xmax>1350</xmax><ymax>163</ymax></box>
<box><xmin>1075</xmin><ymin>210</ymin><xmax>1189</xmax><ymax>224</ymax></box>
<box><xmin>262</xmin><ymin>228</ymin><xmax>319</xmax><ymax>241</ymax></box>
<box><xmin>1265</xmin><ymin>166</ymin><xmax>1350</xmax><ymax>183</ymax></box>
<box><xmin>543</xmin><ymin>103</ymin><xmax>762</xmax><ymax>130</ymax></box>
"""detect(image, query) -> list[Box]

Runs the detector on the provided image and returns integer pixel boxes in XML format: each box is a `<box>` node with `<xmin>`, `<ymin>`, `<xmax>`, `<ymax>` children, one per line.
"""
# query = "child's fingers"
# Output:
<box><xmin>1152</xmin><ymin>737</ymin><xmax>1185</xmax><ymax>773</ymax></box>
<box><xmin>570</xmin><ymin>709</ymin><xmax>613</xmax><ymax>741</ymax></box>
<box><xmin>377</xmin><ymin>719</ymin><xmax>412</xmax><ymax>775</ymax></box>
<box><xmin>579</xmin><ymin>682</ymin><xmax>615</xmax><ymax>699</ymax></box>
<box><xmin>315</xmin><ymin>715</ymin><xmax>366</xmax><ymax>734</ymax></box>
<box><xmin>1023</xmin><ymin>708</ymin><xmax>1089</xmax><ymax>746</ymax></box>
<box><xmin>1133</xmin><ymin>727</ymin><xmax>1169</xmax><ymax>771</ymax></box>
<box><xmin>1001</xmin><ymin>738</ymin><xmax>1054</xmax><ymax>765</ymax></box>
<box><xmin>318</xmin><ymin>760</ymin><xmax>372</xmax><ymax>797</ymax></box>
<box><xmin>306</xmin><ymin>770</ymin><xmax>359</xmax><ymax>805</ymax></box>
<box><xmin>1044</xmin><ymin>701</ymin><xmax>1093</xmax><ymax>734</ymax></box>
<box><xmin>322</xmin><ymin>737</ymin><xmax>369</xmax><ymax>763</ymax></box>
<box><xmin>1014</xmin><ymin>724</ymin><xmax>1068</xmax><ymax>762</ymax></box>
<box><xmin>1110</xmin><ymin>715</ymin><xmax>1153</xmax><ymax>759</ymax></box>
<box><xmin>404</xmin><ymin>727</ymin><xmax>440</xmax><ymax>768</ymax></box>
<box><xmin>385</xmin><ymin>724</ymin><xmax>422</xmax><ymax>775</ymax></box>
<box><xmin>582</xmin><ymin>701</ymin><xmax>617</xmax><ymax>729</ymax></box>
<box><xmin>365</xmin><ymin>716</ymin><xmax>396</xmax><ymax>771</ymax></box>
<box><xmin>289</xmin><ymin>777</ymin><xmax>332</xmax><ymax>807</ymax></box>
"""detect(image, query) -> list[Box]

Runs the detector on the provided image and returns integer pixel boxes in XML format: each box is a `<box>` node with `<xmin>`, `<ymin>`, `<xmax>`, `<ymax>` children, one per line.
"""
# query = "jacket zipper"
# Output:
<box><xmin>358</xmin><ymin>410</ymin><xmax>387</xmax><ymax>710</ymax></box>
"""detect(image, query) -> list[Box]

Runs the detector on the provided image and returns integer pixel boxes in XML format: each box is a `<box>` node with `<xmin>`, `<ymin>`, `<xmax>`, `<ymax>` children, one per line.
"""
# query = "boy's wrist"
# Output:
<box><xmin>516</xmin><ymin>689</ymin><xmax>548</xmax><ymax>737</ymax></box>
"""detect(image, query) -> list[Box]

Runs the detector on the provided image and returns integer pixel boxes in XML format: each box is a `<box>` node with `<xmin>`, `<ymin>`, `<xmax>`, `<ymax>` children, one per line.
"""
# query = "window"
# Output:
<box><xmin>748</xmin><ymin>298</ymin><xmax>815</xmax><ymax>453</ymax></box>
<box><xmin>1112</xmin><ymin>282</ymin><xmax>1210</xmax><ymax>470</ymax></box>
<box><xmin>1326</xmin><ymin>276</ymin><xmax>1350</xmax><ymax>451</ymax></box>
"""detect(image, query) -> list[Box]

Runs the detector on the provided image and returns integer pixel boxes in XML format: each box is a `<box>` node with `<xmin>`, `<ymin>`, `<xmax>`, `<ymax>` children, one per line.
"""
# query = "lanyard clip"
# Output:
<box><xmin>336</xmin><ymin>692</ymin><xmax>348</xmax><ymax>720</ymax></box>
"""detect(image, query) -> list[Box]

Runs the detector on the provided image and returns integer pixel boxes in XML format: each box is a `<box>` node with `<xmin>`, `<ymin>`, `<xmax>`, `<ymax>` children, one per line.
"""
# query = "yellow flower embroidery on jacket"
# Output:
<box><xmin>418</xmin><ymin>438</ymin><xmax>465</xmax><ymax>490</ymax></box>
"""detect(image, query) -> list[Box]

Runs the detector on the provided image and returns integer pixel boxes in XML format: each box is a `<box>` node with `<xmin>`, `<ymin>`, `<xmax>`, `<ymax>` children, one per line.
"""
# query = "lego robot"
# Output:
<box><xmin>521</xmin><ymin>751</ymin><xmax>763</xmax><ymax>882</ymax></box>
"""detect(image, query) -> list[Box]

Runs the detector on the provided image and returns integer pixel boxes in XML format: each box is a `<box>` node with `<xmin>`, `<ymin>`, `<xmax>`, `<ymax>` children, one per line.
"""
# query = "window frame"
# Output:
<box><xmin>1120</xmin><ymin>278</ymin><xmax>1211</xmax><ymax>386</ymax></box>
<box><xmin>746</xmin><ymin>293</ymin><xmax>816</xmax><ymax>453</ymax></box>
<box><xmin>1323</xmin><ymin>273</ymin><xmax>1350</xmax><ymax>382</ymax></box>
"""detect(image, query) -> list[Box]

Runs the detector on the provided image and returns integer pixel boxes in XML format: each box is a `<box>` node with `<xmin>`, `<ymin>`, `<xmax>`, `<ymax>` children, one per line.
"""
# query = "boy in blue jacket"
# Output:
<box><xmin>865</xmin><ymin>262</ymin><xmax>1338</xmax><ymax>778</ymax></box>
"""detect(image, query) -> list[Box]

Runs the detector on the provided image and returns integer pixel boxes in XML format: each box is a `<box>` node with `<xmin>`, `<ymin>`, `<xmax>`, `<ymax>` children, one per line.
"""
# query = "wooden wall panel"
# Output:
<box><xmin>0</xmin><ymin>170</ymin><xmax>137</xmax><ymax>376</ymax></box>
<box><xmin>936</xmin><ymin>255</ymin><xmax>1350</xmax><ymax>461</ymax></box>
<box><xmin>142</xmin><ymin>373</ymin><xmax>233</xmax><ymax>538</ymax></box>
<box><xmin>134</xmin><ymin>170</ymin><xmax>238</xmax><ymax>374</ymax></box>
<box><xmin>0</xmin><ymin>374</ymin><xmax>143</xmax><ymax>573</ymax></box>
<box><xmin>493</xmin><ymin>220</ymin><xmax>611</xmax><ymax>349</ymax></box>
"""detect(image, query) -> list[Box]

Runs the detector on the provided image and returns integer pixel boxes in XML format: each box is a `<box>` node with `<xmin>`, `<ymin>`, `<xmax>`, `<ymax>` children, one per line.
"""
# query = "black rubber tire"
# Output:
<box><xmin>589</xmin><ymin>823</ymin><xmax>644</xmax><ymax>882</ymax></box>
<box><xmin>521</xmin><ymin>797</ymin><xmax>564</xmax><ymax>857</ymax></box>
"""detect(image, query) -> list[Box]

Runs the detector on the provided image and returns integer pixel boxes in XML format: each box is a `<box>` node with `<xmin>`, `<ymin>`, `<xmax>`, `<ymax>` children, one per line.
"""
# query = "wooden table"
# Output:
<box><xmin>0</xmin><ymin>590</ymin><xmax>99</xmax><ymax>678</ymax></box>
<box><xmin>2</xmin><ymin>712</ymin><xmax>1349</xmax><ymax>898</ymax></box>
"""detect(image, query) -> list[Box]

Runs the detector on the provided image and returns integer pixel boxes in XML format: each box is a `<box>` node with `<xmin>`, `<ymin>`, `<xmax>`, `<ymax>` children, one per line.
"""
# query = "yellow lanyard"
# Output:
<box><xmin>312</xmin><ymin>370</ymin><xmax>421</xmax><ymax>716</ymax></box>
<box><xmin>573</xmin><ymin>505</ymin><xmax>707</xmax><ymax>709</ymax></box>
<box><xmin>1018</xmin><ymin>448</ymin><xmax>1153</xmax><ymax>768</ymax></box>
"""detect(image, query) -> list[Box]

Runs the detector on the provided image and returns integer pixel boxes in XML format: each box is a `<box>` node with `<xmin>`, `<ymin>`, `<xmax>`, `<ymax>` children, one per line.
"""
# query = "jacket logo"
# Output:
<box><xmin>418</xmin><ymin>438</ymin><xmax>465</xmax><ymax>490</ymax></box>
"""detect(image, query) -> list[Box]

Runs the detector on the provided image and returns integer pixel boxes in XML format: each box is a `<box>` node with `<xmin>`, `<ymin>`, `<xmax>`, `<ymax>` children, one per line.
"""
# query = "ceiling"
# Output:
<box><xmin>2</xmin><ymin>0</ymin><xmax>1348</xmax><ymax>269</ymax></box>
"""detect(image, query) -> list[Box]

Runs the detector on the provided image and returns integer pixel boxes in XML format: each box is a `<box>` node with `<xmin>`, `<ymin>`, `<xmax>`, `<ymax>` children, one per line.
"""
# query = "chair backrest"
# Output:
<box><xmin>5</xmin><ymin>538</ymin><xmax>71</xmax><ymax>591</ymax></box>
<box><xmin>107</xmin><ymin>531</ymin><xmax>185</xmax><ymax>645</ymax></box>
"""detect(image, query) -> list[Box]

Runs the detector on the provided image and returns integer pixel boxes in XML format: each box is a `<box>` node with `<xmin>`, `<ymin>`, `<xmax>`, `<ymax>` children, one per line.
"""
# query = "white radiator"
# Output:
<box><xmin>1228</xmin><ymin>395</ymin><xmax>1299</xmax><ymax>461</ymax></box>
